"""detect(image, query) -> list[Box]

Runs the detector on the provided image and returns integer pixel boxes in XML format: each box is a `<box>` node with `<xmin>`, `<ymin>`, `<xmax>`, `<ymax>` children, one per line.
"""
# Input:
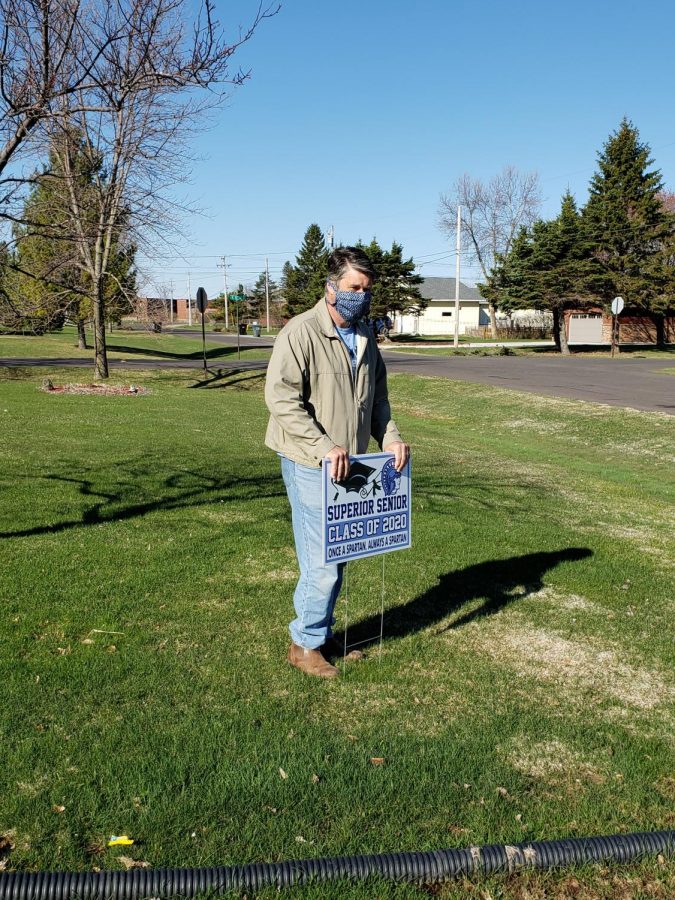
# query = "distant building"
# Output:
<box><xmin>395</xmin><ymin>277</ymin><xmax>489</xmax><ymax>336</ymax></box>
<box><xmin>565</xmin><ymin>307</ymin><xmax>675</xmax><ymax>345</ymax></box>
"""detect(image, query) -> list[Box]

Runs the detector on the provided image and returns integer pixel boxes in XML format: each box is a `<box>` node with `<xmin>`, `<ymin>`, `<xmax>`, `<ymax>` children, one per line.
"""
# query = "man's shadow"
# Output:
<box><xmin>332</xmin><ymin>548</ymin><xmax>593</xmax><ymax>652</ymax></box>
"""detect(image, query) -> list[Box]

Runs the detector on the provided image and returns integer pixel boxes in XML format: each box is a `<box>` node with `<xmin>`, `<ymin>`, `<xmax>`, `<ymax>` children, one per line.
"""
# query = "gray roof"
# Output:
<box><xmin>420</xmin><ymin>277</ymin><xmax>483</xmax><ymax>302</ymax></box>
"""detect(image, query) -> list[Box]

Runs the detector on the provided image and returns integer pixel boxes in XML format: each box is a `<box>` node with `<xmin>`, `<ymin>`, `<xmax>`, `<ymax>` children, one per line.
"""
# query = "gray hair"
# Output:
<box><xmin>327</xmin><ymin>246</ymin><xmax>377</xmax><ymax>284</ymax></box>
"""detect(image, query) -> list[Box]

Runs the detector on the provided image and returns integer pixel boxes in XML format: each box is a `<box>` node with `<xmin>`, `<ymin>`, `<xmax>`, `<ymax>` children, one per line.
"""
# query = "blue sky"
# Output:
<box><xmin>140</xmin><ymin>0</ymin><xmax>675</xmax><ymax>298</ymax></box>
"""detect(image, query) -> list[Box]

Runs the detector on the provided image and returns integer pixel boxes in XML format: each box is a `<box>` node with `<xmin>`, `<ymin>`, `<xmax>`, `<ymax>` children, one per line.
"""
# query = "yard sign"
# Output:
<box><xmin>322</xmin><ymin>452</ymin><xmax>411</xmax><ymax>565</ymax></box>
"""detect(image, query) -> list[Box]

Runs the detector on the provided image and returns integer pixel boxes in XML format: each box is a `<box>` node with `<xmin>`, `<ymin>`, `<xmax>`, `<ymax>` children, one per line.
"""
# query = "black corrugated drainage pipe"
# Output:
<box><xmin>1</xmin><ymin>830</ymin><xmax>672</xmax><ymax>899</ymax></box>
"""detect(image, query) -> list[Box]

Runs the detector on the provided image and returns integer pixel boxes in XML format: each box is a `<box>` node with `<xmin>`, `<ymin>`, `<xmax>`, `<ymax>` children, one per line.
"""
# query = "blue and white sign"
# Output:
<box><xmin>322</xmin><ymin>452</ymin><xmax>411</xmax><ymax>565</ymax></box>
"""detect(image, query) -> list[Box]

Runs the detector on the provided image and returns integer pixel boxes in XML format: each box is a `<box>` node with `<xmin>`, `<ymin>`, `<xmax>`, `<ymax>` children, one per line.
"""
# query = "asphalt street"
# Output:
<box><xmin>381</xmin><ymin>352</ymin><xmax>675</xmax><ymax>414</ymax></box>
<box><xmin>1</xmin><ymin>333</ymin><xmax>673</xmax><ymax>414</ymax></box>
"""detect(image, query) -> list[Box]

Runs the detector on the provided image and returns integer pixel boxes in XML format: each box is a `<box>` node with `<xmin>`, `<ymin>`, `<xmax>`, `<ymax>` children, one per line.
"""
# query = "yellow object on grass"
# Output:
<box><xmin>108</xmin><ymin>835</ymin><xmax>134</xmax><ymax>846</ymax></box>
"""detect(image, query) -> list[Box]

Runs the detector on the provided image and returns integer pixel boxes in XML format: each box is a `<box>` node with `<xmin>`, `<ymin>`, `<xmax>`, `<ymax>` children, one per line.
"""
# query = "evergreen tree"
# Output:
<box><xmin>360</xmin><ymin>238</ymin><xmax>426</xmax><ymax>320</ymax></box>
<box><xmin>248</xmin><ymin>270</ymin><xmax>278</xmax><ymax>320</ymax></box>
<box><xmin>282</xmin><ymin>224</ymin><xmax>328</xmax><ymax>316</ymax></box>
<box><xmin>494</xmin><ymin>193</ymin><xmax>606</xmax><ymax>355</ymax></box>
<box><xmin>583</xmin><ymin>118</ymin><xmax>675</xmax><ymax>342</ymax></box>
<box><xmin>11</xmin><ymin>130</ymin><xmax>135</xmax><ymax>343</ymax></box>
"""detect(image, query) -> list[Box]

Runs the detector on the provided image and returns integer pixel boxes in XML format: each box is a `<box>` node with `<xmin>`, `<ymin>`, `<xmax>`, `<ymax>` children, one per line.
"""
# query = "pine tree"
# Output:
<box><xmin>583</xmin><ymin>118</ymin><xmax>675</xmax><ymax>341</ymax></box>
<box><xmin>11</xmin><ymin>130</ymin><xmax>136</xmax><ymax>343</ymax></box>
<box><xmin>360</xmin><ymin>239</ymin><xmax>426</xmax><ymax>320</ymax></box>
<box><xmin>495</xmin><ymin>193</ymin><xmax>606</xmax><ymax>355</ymax></box>
<box><xmin>282</xmin><ymin>224</ymin><xmax>328</xmax><ymax>316</ymax></box>
<box><xmin>248</xmin><ymin>271</ymin><xmax>278</xmax><ymax>320</ymax></box>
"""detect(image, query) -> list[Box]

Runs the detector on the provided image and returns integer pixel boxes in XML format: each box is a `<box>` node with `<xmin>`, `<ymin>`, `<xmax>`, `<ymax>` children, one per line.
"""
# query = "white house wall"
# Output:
<box><xmin>396</xmin><ymin>301</ymin><xmax>483</xmax><ymax>336</ymax></box>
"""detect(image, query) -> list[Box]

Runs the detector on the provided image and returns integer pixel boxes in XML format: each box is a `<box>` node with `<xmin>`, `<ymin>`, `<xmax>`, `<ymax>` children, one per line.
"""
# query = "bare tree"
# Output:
<box><xmin>42</xmin><ymin>0</ymin><xmax>277</xmax><ymax>378</ymax></box>
<box><xmin>439</xmin><ymin>166</ymin><xmax>541</xmax><ymax>338</ymax></box>
<box><xmin>0</xmin><ymin>0</ymin><xmax>131</xmax><ymax>212</ymax></box>
<box><xmin>1</xmin><ymin>0</ymin><xmax>276</xmax><ymax>375</ymax></box>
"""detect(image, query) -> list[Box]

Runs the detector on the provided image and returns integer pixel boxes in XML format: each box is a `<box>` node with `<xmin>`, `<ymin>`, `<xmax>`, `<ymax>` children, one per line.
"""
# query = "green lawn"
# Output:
<box><xmin>389</xmin><ymin>334</ymin><xmax>550</xmax><ymax>345</ymax></box>
<box><xmin>0</xmin><ymin>326</ymin><xmax>271</xmax><ymax>363</ymax></box>
<box><xmin>0</xmin><ymin>366</ymin><xmax>673</xmax><ymax>898</ymax></box>
<box><xmin>386</xmin><ymin>344</ymin><xmax>675</xmax><ymax>358</ymax></box>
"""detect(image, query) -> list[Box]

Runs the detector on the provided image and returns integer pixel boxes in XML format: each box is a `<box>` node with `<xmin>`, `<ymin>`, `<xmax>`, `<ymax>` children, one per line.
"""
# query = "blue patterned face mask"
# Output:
<box><xmin>327</xmin><ymin>281</ymin><xmax>372</xmax><ymax>325</ymax></box>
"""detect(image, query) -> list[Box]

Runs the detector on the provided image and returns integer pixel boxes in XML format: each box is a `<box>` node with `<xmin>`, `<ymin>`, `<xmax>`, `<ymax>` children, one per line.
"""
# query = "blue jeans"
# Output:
<box><xmin>280</xmin><ymin>456</ymin><xmax>344</xmax><ymax>649</ymax></box>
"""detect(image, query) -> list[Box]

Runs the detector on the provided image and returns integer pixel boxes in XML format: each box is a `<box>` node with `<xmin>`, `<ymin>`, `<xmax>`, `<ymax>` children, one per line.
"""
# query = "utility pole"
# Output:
<box><xmin>453</xmin><ymin>206</ymin><xmax>461</xmax><ymax>348</ymax></box>
<box><xmin>265</xmin><ymin>256</ymin><xmax>270</xmax><ymax>334</ymax></box>
<box><xmin>187</xmin><ymin>272</ymin><xmax>192</xmax><ymax>327</ymax></box>
<box><xmin>169</xmin><ymin>280</ymin><xmax>174</xmax><ymax>324</ymax></box>
<box><xmin>218</xmin><ymin>256</ymin><xmax>229</xmax><ymax>329</ymax></box>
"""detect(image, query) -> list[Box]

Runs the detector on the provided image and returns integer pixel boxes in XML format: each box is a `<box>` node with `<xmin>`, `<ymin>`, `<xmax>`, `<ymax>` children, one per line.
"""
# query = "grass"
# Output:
<box><xmin>0</xmin><ymin>365</ymin><xmax>673</xmax><ymax>898</ymax></box>
<box><xmin>389</xmin><ymin>334</ymin><xmax>551</xmax><ymax>345</ymax></box>
<box><xmin>0</xmin><ymin>326</ymin><xmax>271</xmax><ymax>363</ymax></box>
<box><xmin>385</xmin><ymin>344</ymin><xmax>675</xmax><ymax>358</ymax></box>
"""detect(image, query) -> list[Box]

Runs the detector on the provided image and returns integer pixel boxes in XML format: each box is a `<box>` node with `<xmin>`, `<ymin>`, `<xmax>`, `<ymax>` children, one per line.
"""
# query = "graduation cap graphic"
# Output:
<box><xmin>333</xmin><ymin>460</ymin><xmax>381</xmax><ymax>501</ymax></box>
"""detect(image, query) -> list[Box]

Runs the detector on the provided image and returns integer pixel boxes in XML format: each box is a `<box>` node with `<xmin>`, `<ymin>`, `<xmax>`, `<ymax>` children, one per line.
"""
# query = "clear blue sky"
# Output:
<box><xmin>140</xmin><ymin>0</ymin><xmax>675</xmax><ymax>299</ymax></box>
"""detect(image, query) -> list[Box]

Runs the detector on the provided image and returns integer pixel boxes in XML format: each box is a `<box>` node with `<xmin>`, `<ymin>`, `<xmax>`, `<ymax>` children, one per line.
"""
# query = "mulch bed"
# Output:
<box><xmin>41</xmin><ymin>379</ymin><xmax>149</xmax><ymax>396</ymax></box>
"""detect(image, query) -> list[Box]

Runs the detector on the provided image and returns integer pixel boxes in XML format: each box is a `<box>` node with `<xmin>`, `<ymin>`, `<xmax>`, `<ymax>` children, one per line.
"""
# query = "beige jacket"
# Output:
<box><xmin>264</xmin><ymin>299</ymin><xmax>402</xmax><ymax>467</ymax></box>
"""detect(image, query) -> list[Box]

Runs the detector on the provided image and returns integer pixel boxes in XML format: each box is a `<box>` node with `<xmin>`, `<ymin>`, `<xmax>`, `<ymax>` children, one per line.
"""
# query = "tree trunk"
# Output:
<box><xmin>77</xmin><ymin>318</ymin><xmax>87</xmax><ymax>350</ymax></box>
<box><xmin>558</xmin><ymin>307</ymin><xmax>571</xmax><ymax>356</ymax></box>
<box><xmin>655</xmin><ymin>313</ymin><xmax>665</xmax><ymax>348</ymax></box>
<box><xmin>552</xmin><ymin>308</ymin><xmax>561</xmax><ymax>351</ymax></box>
<box><xmin>93</xmin><ymin>280</ymin><xmax>109</xmax><ymax>379</ymax></box>
<box><xmin>488</xmin><ymin>301</ymin><xmax>499</xmax><ymax>339</ymax></box>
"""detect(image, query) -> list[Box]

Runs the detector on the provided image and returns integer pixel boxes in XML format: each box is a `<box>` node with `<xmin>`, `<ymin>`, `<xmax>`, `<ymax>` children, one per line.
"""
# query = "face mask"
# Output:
<box><xmin>328</xmin><ymin>281</ymin><xmax>372</xmax><ymax>324</ymax></box>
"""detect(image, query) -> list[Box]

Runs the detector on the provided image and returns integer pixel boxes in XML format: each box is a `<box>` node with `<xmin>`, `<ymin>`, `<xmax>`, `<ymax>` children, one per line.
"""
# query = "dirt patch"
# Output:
<box><xmin>506</xmin><ymin>738</ymin><xmax>605</xmax><ymax>783</ymax></box>
<box><xmin>465</xmin><ymin>618</ymin><xmax>674</xmax><ymax>715</ymax></box>
<box><xmin>41</xmin><ymin>379</ymin><xmax>149</xmax><ymax>396</ymax></box>
<box><xmin>503</xmin><ymin>417</ymin><xmax>568</xmax><ymax>435</ymax></box>
<box><xmin>533</xmin><ymin>587</ymin><xmax>600</xmax><ymax>613</ymax></box>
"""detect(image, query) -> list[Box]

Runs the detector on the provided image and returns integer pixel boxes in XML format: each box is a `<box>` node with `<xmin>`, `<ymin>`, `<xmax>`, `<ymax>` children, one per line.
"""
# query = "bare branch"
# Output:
<box><xmin>439</xmin><ymin>166</ymin><xmax>542</xmax><ymax>337</ymax></box>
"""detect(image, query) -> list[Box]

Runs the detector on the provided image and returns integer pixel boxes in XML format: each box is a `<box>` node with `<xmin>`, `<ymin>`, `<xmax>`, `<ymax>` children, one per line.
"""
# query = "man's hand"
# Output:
<box><xmin>326</xmin><ymin>445</ymin><xmax>350</xmax><ymax>482</ymax></box>
<box><xmin>383</xmin><ymin>440</ymin><xmax>410</xmax><ymax>472</ymax></box>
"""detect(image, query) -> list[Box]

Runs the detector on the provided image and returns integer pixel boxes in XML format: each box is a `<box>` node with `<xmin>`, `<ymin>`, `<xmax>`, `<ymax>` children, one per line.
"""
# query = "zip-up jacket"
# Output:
<box><xmin>264</xmin><ymin>299</ymin><xmax>402</xmax><ymax>467</ymax></box>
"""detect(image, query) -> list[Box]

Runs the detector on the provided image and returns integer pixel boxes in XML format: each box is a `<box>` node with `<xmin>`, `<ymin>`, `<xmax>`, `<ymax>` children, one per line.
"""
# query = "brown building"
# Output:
<box><xmin>565</xmin><ymin>308</ymin><xmax>675</xmax><ymax>345</ymax></box>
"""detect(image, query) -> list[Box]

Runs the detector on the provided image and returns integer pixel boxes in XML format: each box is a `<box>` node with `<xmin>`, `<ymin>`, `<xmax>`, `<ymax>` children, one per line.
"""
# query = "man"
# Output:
<box><xmin>265</xmin><ymin>246</ymin><xmax>409</xmax><ymax>678</ymax></box>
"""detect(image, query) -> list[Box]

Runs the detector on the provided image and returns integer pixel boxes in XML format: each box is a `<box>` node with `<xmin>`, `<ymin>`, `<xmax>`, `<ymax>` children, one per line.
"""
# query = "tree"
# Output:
<box><xmin>0</xmin><ymin>0</ymin><xmax>102</xmax><ymax>211</ymax></box>
<box><xmin>439</xmin><ymin>166</ymin><xmax>541</xmax><ymax>337</ymax></box>
<box><xmin>23</xmin><ymin>0</ymin><xmax>277</xmax><ymax>377</ymax></box>
<box><xmin>282</xmin><ymin>224</ymin><xmax>328</xmax><ymax>316</ymax></box>
<box><xmin>248</xmin><ymin>270</ymin><xmax>278</xmax><ymax>321</ymax></box>
<box><xmin>9</xmin><ymin>129</ymin><xmax>135</xmax><ymax>345</ymax></box>
<box><xmin>492</xmin><ymin>193</ymin><xmax>606</xmax><ymax>355</ymax></box>
<box><xmin>360</xmin><ymin>238</ymin><xmax>426</xmax><ymax>320</ymax></box>
<box><xmin>582</xmin><ymin>119</ymin><xmax>675</xmax><ymax>344</ymax></box>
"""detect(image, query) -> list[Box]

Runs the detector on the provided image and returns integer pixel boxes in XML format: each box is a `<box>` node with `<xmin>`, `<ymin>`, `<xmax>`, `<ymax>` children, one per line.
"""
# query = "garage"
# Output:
<box><xmin>568</xmin><ymin>313</ymin><xmax>603</xmax><ymax>343</ymax></box>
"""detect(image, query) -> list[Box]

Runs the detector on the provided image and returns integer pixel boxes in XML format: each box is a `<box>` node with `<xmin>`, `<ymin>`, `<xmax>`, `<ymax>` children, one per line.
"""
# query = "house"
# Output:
<box><xmin>394</xmin><ymin>277</ymin><xmax>490</xmax><ymax>336</ymax></box>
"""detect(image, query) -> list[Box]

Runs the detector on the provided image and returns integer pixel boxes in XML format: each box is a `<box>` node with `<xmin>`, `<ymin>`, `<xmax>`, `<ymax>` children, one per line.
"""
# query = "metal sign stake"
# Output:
<box><xmin>195</xmin><ymin>287</ymin><xmax>209</xmax><ymax>374</ymax></box>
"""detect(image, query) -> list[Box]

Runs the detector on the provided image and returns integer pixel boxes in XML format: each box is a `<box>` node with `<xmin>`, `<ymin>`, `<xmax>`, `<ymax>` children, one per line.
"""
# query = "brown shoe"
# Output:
<box><xmin>287</xmin><ymin>643</ymin><xmax>339</xmax><ymax>679</ymax></box>
<box><xmin>323</xmin><ymin>638</ymin><xmax>365</xmax><ymax>661</ymax></box>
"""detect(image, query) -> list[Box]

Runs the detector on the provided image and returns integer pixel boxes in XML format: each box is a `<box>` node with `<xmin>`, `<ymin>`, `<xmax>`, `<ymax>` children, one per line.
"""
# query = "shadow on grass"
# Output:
<box><xmin>0</xmin><ymin>463</ymin><xmax>284</xmax><ymax>539</ymax></box>
<box><xmin>188</xmin><ymin>369</ymin><xmax>267</xmax><ymax>389</ymax></box>
<box><xmin>333</xmin><ymin>547</ymin><xmax>593</xmax><ymax>651</ymax></box>
<box><xmin>106</xmin><ymin>342</ymin><xmax>265</xmax><ymax>361</ymax></box>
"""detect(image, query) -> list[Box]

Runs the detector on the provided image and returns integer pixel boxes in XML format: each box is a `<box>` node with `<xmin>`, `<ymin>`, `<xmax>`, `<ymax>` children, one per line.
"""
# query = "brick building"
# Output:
<box><xmin>565</xmin><ymin>308</ymin><xmax>675</xmax><ymax>345</ymax></box>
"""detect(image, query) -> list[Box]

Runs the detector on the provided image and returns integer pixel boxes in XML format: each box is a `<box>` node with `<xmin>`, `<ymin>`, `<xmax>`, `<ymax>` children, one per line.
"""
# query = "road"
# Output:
<box><xmin>1</xmin><ymin>333</ymin><xmax>673</xmax><ymax>414</ymax></box>
<box><xmin>381</xmin><ymin>352</ymin><xmax>674</xmax><ymax>414</ymax></box>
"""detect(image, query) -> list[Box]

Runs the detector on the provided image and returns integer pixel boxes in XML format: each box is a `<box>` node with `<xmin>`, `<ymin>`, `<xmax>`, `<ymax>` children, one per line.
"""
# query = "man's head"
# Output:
<box><xmin>325</xmin><ymin>246</ymin><xmax>376</xmax><ymax>327</ymax></box>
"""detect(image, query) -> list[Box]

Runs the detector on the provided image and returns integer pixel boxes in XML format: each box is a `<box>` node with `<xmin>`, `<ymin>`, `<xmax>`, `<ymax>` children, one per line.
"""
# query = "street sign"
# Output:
<box><xmin>196</xmin><ymin>287</ymin><xmax>208</xmax><ymax>313</ymax></box>
<box><xmin>611</xmin><ymin>296</ymin><xmax>624</xmax><ymax>315</ymax></box>
<box><xmin>228</xmin><ymin>293</ymin><xmax>245</xmax><ymax>302</ymax></box>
